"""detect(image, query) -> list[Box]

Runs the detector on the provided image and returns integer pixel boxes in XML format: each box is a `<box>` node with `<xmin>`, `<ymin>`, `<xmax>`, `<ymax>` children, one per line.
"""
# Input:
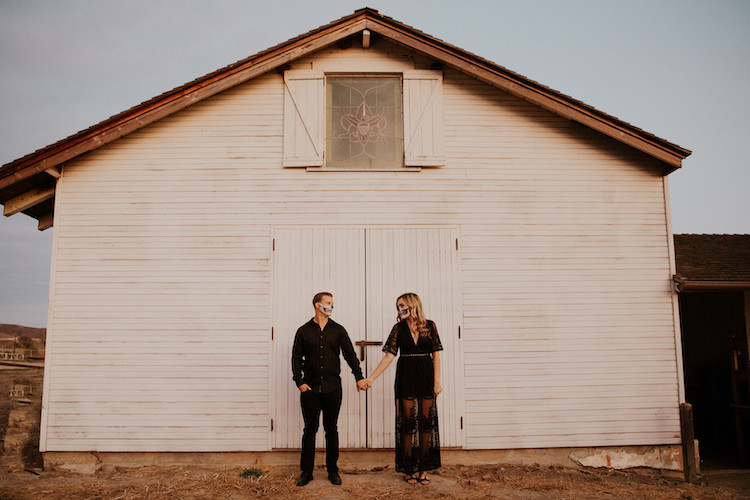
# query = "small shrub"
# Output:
<box><xmin>240</xmin><ymin>467</ymin><xmax>263</xmax><ymax>479</ymax></box>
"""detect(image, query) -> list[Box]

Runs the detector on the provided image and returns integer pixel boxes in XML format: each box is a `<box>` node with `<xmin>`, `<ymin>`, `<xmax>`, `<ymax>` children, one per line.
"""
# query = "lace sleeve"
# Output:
<box><xmin>382</xmin><ymin>324</ymin><xmax>399</xmax><ymax>355</ymax></box>
<box><xmin>429</xmin><ymin>321</ymin><xmax>443</xmax><ymax>352</ymax></box>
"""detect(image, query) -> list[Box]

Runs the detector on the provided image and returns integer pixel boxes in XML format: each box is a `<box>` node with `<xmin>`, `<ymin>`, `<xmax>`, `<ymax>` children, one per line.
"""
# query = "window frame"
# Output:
<box><xmin>324</xmin><ymin>73</ymin><xmax>405</xmax><ymax>171</ymax></box>
<box><xmin>282</xmin><ymin>69</ymin><xmax>444</xmax><ymax>171</ymax></box>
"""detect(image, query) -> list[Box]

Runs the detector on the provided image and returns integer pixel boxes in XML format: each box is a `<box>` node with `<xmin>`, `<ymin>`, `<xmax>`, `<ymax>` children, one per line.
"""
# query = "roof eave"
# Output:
<box><xmin>674</xmin><ymin>276</ymin><xmax>750</xmax><ymax>292</ymax></box>
<box><xmin>0</xmin><ymin>12</ymin><xmax>374</xmax><ymax>192</ymax></box>
<box><xmin>0</xmin><ymin>7</ymin><xmax>691</xmax><ymax>195</ymax></box>
<box><xmin>362</xmin><ymin>16</ymin><xmax>690</xmax><ymax>173</ymax></box>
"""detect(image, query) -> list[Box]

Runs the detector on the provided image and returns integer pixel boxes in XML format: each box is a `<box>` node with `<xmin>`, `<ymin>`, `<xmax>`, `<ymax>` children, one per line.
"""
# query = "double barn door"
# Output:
<box><xmin>272</xmin><ymin>227</ymin><xmax>462</xmax><ymax>449</ymax></box>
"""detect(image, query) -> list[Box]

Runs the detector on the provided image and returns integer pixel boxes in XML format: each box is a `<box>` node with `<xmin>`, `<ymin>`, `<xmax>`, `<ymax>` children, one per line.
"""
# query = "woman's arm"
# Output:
<box><xmin>433</xmin><ymin>350</ymin><xmax>442</xmax><ymax>395</ymax></box>
<box><xmin>365</xmin><ymin>352</ymin><xmax>396</xmax><ymax>387</ymax></box>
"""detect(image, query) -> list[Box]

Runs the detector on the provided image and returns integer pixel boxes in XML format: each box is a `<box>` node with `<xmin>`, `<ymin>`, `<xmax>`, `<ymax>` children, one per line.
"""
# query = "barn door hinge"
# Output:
<box><xmin>455</xmin><ymin>238</ymin><xmax>459</xmax><ymax>251</ymax></box>
<box><xmin>460</xmin><ymin>417</ymin><xmax>463</xmax><ymax>430</ymax></box>
<box><xmin>272</xmin><ymin>238</ymin><xmax>275</xmax><ymax>251</ymax></box>
<box><xmin>271</xmin><ymin>327</ymin><xmax>274</xmax><ymax>340</ymax></box>
<box><xmin>271</xmin><ymin>418</ymin><xmax>274</xmax><ymax>431</ymax></box>
<box><xmin>458</xmin><ymin>325</ymin><xmax>461</xmax><ymax>339</ymax></box>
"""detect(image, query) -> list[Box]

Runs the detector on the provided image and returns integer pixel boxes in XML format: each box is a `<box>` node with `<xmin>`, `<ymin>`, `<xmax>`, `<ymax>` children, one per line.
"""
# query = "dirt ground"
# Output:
<box><xmin>1</xmin><ymin>463</ymin><xmax>749</xmax><ymax>499</ymax></box>
<box><xmin>2</xmin><ymin>366</ymin><xmax>750</xmax><ymax>499</ymax></box>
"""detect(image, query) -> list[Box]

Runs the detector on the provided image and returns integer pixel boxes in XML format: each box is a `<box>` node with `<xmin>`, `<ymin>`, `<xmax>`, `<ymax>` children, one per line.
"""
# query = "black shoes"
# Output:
<box><xmin>296</xmin><ymin>472</ymin><xmax>313</xmax><ymax>487</ymax></box>
<box><xmin>297</xmin><ymin>470</ymin><xmax>341</xmax><ymax>486</ymax></box>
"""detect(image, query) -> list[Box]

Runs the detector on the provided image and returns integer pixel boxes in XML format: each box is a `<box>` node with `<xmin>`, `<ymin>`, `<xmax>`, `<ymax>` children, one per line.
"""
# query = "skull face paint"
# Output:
<box><xmin>317</xmin><ymin>303</ymin><xmax>334</xmax><ymax>316</ymax></box>
<box><xmin>397</xmin><ymin>306</ymin><xmax>410</xmax><ymax>321</ymax></box>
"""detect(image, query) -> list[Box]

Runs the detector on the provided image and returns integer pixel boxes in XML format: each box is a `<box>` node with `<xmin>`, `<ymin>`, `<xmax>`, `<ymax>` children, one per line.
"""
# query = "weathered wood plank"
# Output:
<box><xmin>3</xmin><ymin>186</ymin><xmax>55</xmax><ymax>216</ymax></box>
<box><xmin>37</xmin><ymin>212</ymin><xmax>54</xmax><ymax>230</ymax></box>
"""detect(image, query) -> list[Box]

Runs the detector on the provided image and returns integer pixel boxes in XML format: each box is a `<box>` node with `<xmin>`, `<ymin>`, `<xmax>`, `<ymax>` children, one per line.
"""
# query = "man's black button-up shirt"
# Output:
<box><xmin>292</xmin><ymin>318</ymin><xmax>363</xmax><ymax>394</ymax></box>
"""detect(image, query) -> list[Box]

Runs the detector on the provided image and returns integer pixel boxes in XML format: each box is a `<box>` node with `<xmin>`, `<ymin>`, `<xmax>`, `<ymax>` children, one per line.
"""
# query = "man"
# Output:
<box><xmin>292</xmin><ymin>292</ymin><xmax>369</xmax><ymax>486</ymax></box>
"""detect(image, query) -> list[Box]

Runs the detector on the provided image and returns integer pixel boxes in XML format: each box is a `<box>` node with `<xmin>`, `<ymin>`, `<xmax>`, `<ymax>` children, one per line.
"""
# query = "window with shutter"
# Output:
<box><xmin>282</xmin><ymin>70</ymin><xmax>443</xmax><ymax>169</ymax></box>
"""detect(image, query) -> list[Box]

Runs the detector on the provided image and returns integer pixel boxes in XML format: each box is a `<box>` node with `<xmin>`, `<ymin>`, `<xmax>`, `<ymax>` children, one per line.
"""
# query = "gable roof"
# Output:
<box><xmin>0</xmin><ymin>7</ymin><xmax>691</xmax><ymax>227</ymax></box>
<box><xmin>674</xmin><ymin>234</ymin><xmax>750</xmax><ymax>291</ymax></box>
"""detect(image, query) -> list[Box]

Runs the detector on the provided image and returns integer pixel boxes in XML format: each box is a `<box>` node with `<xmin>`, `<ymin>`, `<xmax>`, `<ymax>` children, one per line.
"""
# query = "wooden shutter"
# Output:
<box><xmin>403</xmin><ymin>70</ymin><xmax>445</xmax><ymax>167</ymax></box>
<box><xmin>283</xmin><ymin>71</ymin><xmax>325</xmax><ymax>167</ymax></box>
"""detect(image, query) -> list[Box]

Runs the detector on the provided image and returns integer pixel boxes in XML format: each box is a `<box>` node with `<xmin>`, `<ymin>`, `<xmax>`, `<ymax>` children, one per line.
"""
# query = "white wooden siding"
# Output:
<box><xmin>43</xmin><ymin>39</ymin><xmax>681</xmax><ymax>452</ymax></box>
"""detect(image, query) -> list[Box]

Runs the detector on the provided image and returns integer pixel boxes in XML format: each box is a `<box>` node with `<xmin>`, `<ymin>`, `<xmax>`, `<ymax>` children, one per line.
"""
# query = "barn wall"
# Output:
<box><xmin>42</xmin><ymin>41</ymin><xmax>680</xmax><ymax>452</ymax></box>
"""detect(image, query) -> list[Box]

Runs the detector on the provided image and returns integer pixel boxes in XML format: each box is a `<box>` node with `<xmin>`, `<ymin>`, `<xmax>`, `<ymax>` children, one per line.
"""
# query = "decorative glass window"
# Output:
<box><xmin>326</xmin><ymin>76</ymin><xmax>403</xmax><ymax>170</ymax></box>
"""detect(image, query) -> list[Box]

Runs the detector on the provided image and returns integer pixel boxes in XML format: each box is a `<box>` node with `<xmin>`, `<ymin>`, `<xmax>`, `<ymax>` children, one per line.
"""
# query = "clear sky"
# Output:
<box><xmin>1</xmin><ymin>0</ymin><xmax>749</xmax><ymax>327</ymax></box>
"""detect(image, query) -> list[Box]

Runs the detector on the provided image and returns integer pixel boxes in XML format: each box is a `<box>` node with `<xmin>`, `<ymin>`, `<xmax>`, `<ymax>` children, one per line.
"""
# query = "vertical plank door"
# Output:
<box><xmin>365</xmin><ymin>227</ymin><xmax>463</xmax><ymax>448</ymax></box>
<box><xmin>272</xmin><ymin>228</ymin><xmax>367</xmax><ymax>449</ymax></box>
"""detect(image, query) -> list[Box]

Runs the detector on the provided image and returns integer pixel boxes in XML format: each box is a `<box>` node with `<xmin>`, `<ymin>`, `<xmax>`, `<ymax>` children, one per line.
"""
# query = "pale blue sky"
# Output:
<box><xmin>1</xmin><ymin>0</ymin><xmax>749</xmax><ymax>327</ymax></box>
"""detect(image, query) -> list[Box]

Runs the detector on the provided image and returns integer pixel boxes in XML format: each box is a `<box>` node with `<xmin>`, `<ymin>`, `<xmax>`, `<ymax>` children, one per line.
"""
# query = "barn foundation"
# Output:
<box><xmin>44</xmin><ymin>445</ymin><xmax>685</xmax><ymax>474</ymax></box>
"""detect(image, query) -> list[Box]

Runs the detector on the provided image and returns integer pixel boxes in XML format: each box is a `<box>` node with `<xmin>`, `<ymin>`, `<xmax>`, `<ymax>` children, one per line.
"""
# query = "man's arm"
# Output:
<box><xmin>339</xmin><ymin>327</ymin><xmax>364</xmax><ymax>381</ymax></box>
<box><xmin>291</xmin><ymin>329</ymin><xmax>306</xmax><ymax>388</ymax></box>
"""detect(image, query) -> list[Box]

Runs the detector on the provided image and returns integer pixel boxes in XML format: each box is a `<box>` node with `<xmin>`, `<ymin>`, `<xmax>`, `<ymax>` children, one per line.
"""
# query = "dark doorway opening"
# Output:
<box><xmin>680</xmin><ymin>291</ymin><xmax>749</xmax><ymax>469</ymax></box>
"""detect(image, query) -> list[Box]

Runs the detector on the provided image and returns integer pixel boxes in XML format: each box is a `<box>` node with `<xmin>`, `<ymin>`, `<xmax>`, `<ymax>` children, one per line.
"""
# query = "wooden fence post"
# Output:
<box><xmin>680</xmin><ymin>403</ymin><xmax>698</xmax><ymax>483</ymax></box>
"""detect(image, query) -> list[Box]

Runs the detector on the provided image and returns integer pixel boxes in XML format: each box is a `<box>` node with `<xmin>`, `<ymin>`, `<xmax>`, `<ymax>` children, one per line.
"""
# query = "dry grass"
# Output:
<box><xmin>1</xmin><ymin>463</ymin><xmax>746</xmax><ymax>500</ymax></box>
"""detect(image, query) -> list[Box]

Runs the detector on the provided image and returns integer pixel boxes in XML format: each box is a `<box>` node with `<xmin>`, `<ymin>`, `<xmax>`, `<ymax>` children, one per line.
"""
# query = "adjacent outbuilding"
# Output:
<box><xmin>674</xmin><ymin>234</ymin><xmax>750</xmax><ymax>467</ymax></box>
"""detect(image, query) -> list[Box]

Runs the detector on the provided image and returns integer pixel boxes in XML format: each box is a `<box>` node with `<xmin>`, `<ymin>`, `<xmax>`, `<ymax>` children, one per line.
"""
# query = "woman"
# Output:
<box><xmin>363</xmin><ymin>292</ymin><xmax>442</xmax><ymax>485</ymax></box>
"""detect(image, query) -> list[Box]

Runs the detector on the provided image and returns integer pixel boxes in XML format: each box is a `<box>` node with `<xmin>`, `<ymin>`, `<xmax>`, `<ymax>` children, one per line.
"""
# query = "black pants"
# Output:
<box><xmin>300</xmin><ymin>387</ymin><xmax>342</xmax><ymax>475</ymax></box>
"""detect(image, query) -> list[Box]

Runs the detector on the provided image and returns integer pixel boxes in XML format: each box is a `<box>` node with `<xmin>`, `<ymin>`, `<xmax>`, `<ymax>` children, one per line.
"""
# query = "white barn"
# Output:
<box><xmin>0</xmin><ymin>8</ymin><xmax>692</xmax><ymax>468</ymax></box>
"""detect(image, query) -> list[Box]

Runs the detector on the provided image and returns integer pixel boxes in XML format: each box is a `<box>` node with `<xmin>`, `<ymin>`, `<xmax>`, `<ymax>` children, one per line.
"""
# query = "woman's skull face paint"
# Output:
<box><xmin>317</xmin><ymin>303</ymin><xmax>334</xmax><ymax>316</ymax></box>
<box><xmin>397</xmin><ymin>306</ymin><xmax>410</xmax><ymax>320</ymax></box>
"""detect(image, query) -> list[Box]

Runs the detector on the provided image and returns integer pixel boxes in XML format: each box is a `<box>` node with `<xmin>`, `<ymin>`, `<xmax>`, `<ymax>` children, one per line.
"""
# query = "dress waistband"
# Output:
<box><xmin>400</xmin><ymin>353</ymin><xmax>431</xmax><ymax>358</ymax></box>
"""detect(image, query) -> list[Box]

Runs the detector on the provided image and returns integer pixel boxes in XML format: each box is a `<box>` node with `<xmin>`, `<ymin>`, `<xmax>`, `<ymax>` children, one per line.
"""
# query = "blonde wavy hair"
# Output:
<box><xmin>397</xmin><ymin>292</ymin><xmax>430</xmax><ymax>337</ymax></box>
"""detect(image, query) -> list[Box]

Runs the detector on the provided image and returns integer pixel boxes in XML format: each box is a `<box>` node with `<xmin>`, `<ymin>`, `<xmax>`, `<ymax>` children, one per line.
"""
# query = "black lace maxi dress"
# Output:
<box><xmin>382</xmin><ymin>319</ymin><xmax>443</xmax><ymax>474</ymax></box>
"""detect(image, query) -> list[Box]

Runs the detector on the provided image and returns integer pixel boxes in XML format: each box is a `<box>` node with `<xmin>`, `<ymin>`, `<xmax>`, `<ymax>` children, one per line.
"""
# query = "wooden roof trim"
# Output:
<box><xmin>3</xmin><ymin>186</ymin><xmax>55</xmax><ymax>216</ymax></box>
<box><xmin>363</xmin><ymin>16</ymin><xmax>691</xmax><ymax>172</ymax></box>
<box><xmin>674</xmin><ymin>277</ymin><xmax>750</xmax><ymax>292</ymax></box>
<box><xmin>0</xmin><ymin>14</ymin><xmax>369</xmax><ymax>191</ymax></box>
<box><xmin>1</xmin><ymin>8</ymin><xmax>691</xmax><ymax>191</ymax></box>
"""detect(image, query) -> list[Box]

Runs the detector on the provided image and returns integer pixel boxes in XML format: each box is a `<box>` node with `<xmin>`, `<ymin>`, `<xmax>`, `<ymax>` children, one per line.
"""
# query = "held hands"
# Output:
<box><xmin>356</xmin><ymin>378</ymin><xmax>373</xmax><ymax>391</ymax></box>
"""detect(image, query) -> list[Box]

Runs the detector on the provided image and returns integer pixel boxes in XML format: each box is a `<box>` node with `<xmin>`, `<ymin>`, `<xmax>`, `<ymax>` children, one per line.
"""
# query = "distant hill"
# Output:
<box><xmin>0</xmin><ymin>324</ymin><xmax>46</xmax><ymax>341</ymax></box>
